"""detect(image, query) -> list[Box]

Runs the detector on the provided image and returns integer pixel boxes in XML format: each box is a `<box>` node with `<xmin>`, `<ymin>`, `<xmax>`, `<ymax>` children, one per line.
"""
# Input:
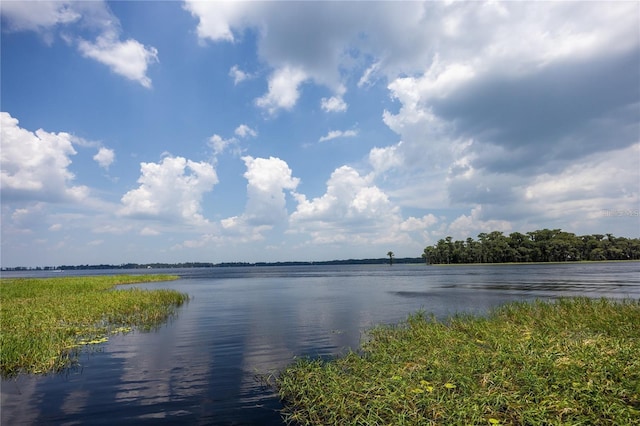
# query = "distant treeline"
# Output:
<box><xmin>2</xmin><ymin>258</ymin><xmax>425</xmax><ymax>271</ymax></box>
<box><xmin>2</xmin><ymin>263</ymin><xmax>219</xmax><ymax>271</ymax></box>
<box><xmin>422</xmin><ymin>229</ymin><xmax>640</xmax><ymax>264</ymax></box>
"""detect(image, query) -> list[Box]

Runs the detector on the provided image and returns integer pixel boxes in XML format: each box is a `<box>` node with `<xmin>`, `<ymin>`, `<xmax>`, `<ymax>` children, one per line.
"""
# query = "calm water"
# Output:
<box><xmin>2</xmin><ymin>262</ymin><xmax>639</xmax><ymax>425</ymax></box>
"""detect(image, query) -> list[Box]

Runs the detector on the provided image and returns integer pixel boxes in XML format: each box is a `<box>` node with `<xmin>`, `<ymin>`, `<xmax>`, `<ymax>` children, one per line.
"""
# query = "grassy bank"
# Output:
<box><xmin>0</xmin><ymin>275</ymin><xmax>187</xmax><ymax>377</ymax></box>
<box><xmin>278</xmin><ymin>298</ymin><xmax>640</xmax><ymax>425</ymax></box>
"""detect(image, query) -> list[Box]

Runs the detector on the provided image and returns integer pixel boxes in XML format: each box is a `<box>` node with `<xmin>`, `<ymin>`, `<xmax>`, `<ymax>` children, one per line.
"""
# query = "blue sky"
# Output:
<box><xmin>1</xmin><ymin>1</ymin><xmax>639</xmax><ymax>267</ymax></box>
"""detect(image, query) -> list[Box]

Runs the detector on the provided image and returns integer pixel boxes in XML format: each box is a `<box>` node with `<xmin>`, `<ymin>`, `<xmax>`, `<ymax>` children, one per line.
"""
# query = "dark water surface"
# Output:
<box><xmin>2</xmin><ymin>262</ymin><xmax>639</xmax><ymax>425</ymax></box>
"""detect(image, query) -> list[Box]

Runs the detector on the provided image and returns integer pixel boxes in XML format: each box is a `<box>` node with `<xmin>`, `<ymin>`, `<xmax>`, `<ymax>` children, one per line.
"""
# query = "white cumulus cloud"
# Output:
<box><xmin>255</xmin><ymin>66</ymin><xmax>308</xmax><ymax>115</ymax></box>
<box><xmin>292</xmin><ymin>166</ymin><xmax>391</xmax><ymax>223</ymax></box>
<box><xmin>208</xmin><ymin>134</ymin><xmax>236</xmax><ymax>156</ymax></box>
<box><xmin>234</xmin><ymin>124</ymin><xmax>257</xmax><ymax>138</ymax></box>
<box><xmin>0</xmin><ymin>1</ymin><xmax>80</xmax><ymax>32</ymax></box>
<box><xmin>399</xmin><ymin>214</ymin><xmax>439</xmax><ymax>232</ymax></box>
<box><xmin>229</xmin><ymin>65</ymin><xmax>253</xmax><ymax>85</ymax></box>
<box><xmin>290</xmin><ymin>166</ymin><xmax>403</xmax><ymax>245</ymax></box>
<box><xmin>369</xmin><ymin>144</ymin><xmax>404</xmax><ymax>174</ymax></box>
<box><xmin>321</xmin><ymin>96</ymin><xmax>348</xmax><ymax>112</ymax></box>
<box><xmin>93</xmin><ymin>147</ymin><xmax>115</xmax><ymax>170</ymax></box>
<box><xmin>1</xmin><ymin>1</ymin><xmax>159</xmax><ymax>88</ymax></box>
<box><xmin>119</xmin><ymin>156</ymin><xmax>218</xmax><ymax>225</ymax></box>
<box><xmin>448</xmin><ymin>206</ymin><xmax>513</xmax><ymax>241</ymax></box>
<box><xmin>183</xmin><ymin>0</ymin><xmax>258</xmax><ymax>43</ymax></box>
<box><xmin>242</xmin><ymin>156</ymin><xmax>299</xmax><ymax>225</ymax></box>
<box><xmin>78</xmin><ymin>34</ymin><xmax>158</xmax><ymax>88</ymax></box>
<box><xmin>0</xmin><ymin>112</ymin><xmax>89</xmax><ymax>203</ymax></box>
<box><xmin>219</xmin><ymin>156</ymin><xmax>299</xmax><ymax>240</ymax></box>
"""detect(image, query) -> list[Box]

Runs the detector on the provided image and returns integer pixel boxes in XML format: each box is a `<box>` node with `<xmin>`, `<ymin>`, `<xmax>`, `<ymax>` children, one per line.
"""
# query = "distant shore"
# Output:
<box><xmin>1</xmin><ymin>258</ymin><xmax>425</xmax><ymax>271</ymax></box>
<box><xmin>3</xmin><ymin>258</ymin><xmax>639</xmax><ymax>272</ymax></box>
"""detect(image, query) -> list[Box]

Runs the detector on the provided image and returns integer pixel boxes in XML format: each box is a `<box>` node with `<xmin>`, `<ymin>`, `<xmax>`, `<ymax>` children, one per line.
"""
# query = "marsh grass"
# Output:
<box><xmin>0</xmin><ymin>275</ymin><xmax>187</xmax><ymax>377</ymax></box>
<box><xmin>278</xmin><ymin>298</ymin><xmax>640</xmax><ymax>425</ymax></box>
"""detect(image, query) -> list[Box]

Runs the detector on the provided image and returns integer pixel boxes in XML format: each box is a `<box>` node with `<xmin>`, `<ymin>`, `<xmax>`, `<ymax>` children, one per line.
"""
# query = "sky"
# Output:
<box><xmin>1</xmin><ymin>1</ymin><xmax>639</xmax><ymax>267</ymax></box>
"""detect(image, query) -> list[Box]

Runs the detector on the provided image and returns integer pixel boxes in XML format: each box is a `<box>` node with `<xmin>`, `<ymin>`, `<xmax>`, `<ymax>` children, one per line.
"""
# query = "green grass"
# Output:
<box><xmin>278</xmin><ymin>298</ymin><xmax>640</xmax><ymax>425</ymax></box>
<box><xmin>0</xmin><ymin>274</ymin><xmax>187</xmax><ymax>377</ymax></box>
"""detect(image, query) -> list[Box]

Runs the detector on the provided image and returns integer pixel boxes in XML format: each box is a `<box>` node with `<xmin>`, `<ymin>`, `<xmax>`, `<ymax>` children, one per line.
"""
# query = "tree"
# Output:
<box><xmin>477</xmin><ymin>233</ymin><xmax>489</xmax><ymax>263</ymax></box>
<box><xmin>509</xmin><ymin>232</ymin><xmax>531</xmax><ymax>262</ymax></box>
<box><xmin>422</xmin><ymin>246</ymin><xmax>436</xmax><ymax>264</ymax></box>
<box><xmin>387</xmin><ymin>251</ymin><xmax>394</xmax><ymax>266</ymax></box>
<box><xmin>421</xmin><ymin>229</ymin><xmax>640</xmax><ymax>264</ymax></box>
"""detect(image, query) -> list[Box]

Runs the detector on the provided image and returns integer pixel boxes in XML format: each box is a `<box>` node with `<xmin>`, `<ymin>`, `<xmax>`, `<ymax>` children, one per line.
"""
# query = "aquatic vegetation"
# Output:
<box><xmin>0</xmin><ymin>275</ymin><xmax>187</xmax><ymax>377</ymax></box>
<box><xmin>278</xmin><ymin>297</ymin><xmax>640</xmax><ymax>425</ymax></box>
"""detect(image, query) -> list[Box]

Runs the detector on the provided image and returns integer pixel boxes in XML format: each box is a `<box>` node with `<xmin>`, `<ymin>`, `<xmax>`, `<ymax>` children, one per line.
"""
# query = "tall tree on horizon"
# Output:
<box><xmin>387</xmin><ymin>251</ymin><xmax>394</xmax><ymax>266</ymax></box>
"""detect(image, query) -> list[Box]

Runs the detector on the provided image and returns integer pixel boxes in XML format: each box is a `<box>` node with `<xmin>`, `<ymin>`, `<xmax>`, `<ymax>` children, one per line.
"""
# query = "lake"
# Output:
<box><xmin>2</xmin><ymin>262</ymin><xmax>639</xmax><ymax>425</ymax></box>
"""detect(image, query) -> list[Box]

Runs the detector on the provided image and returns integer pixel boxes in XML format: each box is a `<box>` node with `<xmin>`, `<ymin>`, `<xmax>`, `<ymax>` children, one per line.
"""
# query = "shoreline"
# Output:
<box><xmin>3</xmin><ymin>258</ymin><xmax>639</xmax><ymax>272</ymax></box>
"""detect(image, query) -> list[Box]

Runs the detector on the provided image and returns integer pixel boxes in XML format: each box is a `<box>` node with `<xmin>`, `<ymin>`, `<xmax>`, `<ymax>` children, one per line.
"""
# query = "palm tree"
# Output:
<box><xmin>387</xmin><ymin>251</ymin><xmax>394</xmax><ymax>266</ymax></box>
